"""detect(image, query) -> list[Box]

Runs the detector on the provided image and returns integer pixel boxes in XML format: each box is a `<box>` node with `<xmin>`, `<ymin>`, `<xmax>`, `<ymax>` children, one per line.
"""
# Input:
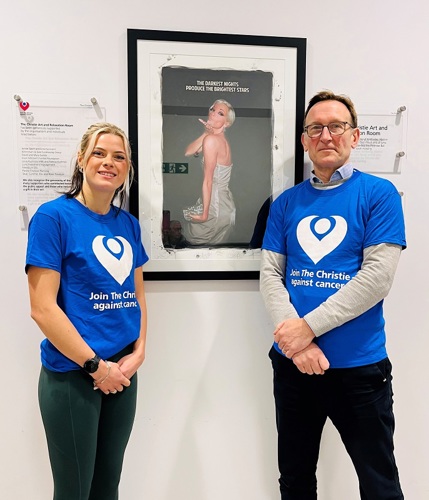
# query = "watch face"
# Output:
<box><xmin>83</xmin><ymin>356</ymin><xmax>100</xmax><ymax>373</ymax></box>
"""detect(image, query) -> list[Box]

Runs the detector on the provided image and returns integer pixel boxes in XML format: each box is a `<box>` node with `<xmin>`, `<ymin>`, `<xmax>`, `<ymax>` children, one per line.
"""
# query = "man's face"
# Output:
<box><xmin>170</xmin><ymin>222</ymin><xmax>182</xmax><ymax>241</ymax></box>
<box><xmin>301</xmin><ymin>100</ymin><xmax>360</xmax><ymax>178</ymax></box>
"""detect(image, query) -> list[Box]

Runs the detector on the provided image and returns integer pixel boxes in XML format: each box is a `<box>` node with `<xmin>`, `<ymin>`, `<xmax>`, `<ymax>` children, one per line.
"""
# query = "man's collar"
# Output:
<box><xmin>310</xmin><ymin>163</ymin><xmax>354</xmax><ymax>186</ymax></box>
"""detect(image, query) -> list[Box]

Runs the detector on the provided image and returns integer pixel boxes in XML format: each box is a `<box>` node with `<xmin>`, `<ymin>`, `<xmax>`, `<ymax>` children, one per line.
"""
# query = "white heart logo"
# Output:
<box><xmin>297</xmin><ymin>215</ymin><xmax>347</xmax><ymax>264</ymax></box>
<box><xmin>92</xmin><ymin>235</ymin><xmax>133</xmax><ymax>285</ymax></box>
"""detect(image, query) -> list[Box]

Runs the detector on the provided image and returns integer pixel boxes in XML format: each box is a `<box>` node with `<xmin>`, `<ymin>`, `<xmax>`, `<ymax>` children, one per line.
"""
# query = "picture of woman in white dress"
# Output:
<box><xmin>183</xmin><ymin>99</ymin><xmax>236</xmax><ymax>246</ymax></box>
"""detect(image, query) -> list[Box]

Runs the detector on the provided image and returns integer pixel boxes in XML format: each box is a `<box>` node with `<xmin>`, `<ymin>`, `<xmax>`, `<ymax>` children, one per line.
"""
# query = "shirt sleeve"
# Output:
<box><xmin>363</xmin><ymin>183</ymin><xmax>406</xmax><ymax>249</ymax></box>
<box><xmin>260</xmin><ymin>249</ymin><xmax>299</xmax><ymax>326</ymax></box>
<box><xmin>128</xmin><ymin>213</ymin><xmax>149</xmax><ymax>268</ymax></box>
<box><xmin>25</xmin><ymin>211</ymin><xmax>62</xmax><ymax>273</ymax></box>
<box><xmin>304</xmin><ymin>243</ymin><xmax>402</xmax><ymax>336</ymax></box>
<box><xmin>261</xmin><ymin>195</ymin><xmax>287</xmax><ymax>255</ymax></box>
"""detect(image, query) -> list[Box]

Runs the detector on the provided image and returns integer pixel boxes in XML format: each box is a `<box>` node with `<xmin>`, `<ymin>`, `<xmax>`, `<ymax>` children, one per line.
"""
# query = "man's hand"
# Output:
<box><xmin>274</xmin><ymin>318</ymin><xmax>315</xmax><ymax>358</ymax></box>
<box><xmin>292</xmin><ymin>342</ymin><xmax>330</xmax><ymax>375</ymax></box>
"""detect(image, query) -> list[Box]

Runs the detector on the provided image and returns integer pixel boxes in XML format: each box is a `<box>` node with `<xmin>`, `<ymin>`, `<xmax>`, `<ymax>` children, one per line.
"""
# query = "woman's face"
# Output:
<box><xmin>80</xmin><ymin>133</ymin><xmax>129</xmax><ymax>195</ymax></box>
<box><xmin>207</xmin><ymin>102</ymin><xmax>230</xmax><ymax>130</ymax></box>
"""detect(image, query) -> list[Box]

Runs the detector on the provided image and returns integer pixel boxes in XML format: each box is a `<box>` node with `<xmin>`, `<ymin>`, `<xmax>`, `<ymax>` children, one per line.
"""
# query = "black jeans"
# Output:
<box><xmin>270</xmin><ymin>347</ymin><xmax>404</xmax><ymax>500</ymax></box>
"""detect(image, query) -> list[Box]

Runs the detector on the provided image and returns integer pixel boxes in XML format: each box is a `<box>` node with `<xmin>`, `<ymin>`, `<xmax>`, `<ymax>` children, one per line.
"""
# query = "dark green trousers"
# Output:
<box><xmin>38</xmin><ymin>346</ymin><xmax>137</xmax><ymax>500</ymax></box>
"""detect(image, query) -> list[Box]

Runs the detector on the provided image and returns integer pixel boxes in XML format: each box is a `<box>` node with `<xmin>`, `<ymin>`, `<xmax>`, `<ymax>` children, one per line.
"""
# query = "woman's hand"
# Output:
<box><xmin>188</xmin><ymin>213</ymin><xmax>208</xmax><ymax>223</ymax></box>
<box><xmin>117</xmin><ymin>351</ymin><xmax>145</xmax><ymax>380</ymax></box>
<box><xmin>93</xmin><ymin>361</ymin><xmax>131</xmax><ymax>395</ymax></box>
<box><xmin>198</xmin><ymin>118</ymin><xmax>213</xmax><ymax>134</ymax></box>
<box><xmin>184</xmin><ymin>118</ymin><xmax>216</xmax><ymax>156</ymax></box>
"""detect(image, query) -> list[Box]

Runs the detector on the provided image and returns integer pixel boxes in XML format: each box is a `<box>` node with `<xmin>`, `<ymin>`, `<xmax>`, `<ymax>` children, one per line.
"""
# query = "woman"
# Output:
<box><xmin>183</xmin><ymin>99</ymin><xmax>236</xmax><ymax>246</ymax></box>
<box><xmin>26</xmin><ymin>123</ymin><xmax>148</xmax><ymax>499</ymax></box>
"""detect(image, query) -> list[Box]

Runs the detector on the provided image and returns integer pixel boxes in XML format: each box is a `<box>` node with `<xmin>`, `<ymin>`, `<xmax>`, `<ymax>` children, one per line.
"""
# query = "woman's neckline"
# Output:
<box><xmin>75</xmin><ymin>194</ymin><xmax>112</xmax><ymax>215</ymax></box>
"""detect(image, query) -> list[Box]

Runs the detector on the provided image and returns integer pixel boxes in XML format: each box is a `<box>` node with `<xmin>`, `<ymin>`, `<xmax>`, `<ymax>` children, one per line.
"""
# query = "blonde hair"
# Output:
<box><xmin>66</xmin><ymin>122</ymin><xmax>134</xmax><ymax>209</ymax></box>
<box><xmin>211</xmin><ymin>99</ymin><xmax>235</xmax><ymax>126</ymax></box>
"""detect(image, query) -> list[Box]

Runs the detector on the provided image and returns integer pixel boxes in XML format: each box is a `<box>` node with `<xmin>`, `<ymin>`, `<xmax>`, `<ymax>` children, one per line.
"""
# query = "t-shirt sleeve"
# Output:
<box><xmin>130</xmin><ymin>215</ymin><xmax>149</xmax><ymax>268</ymax></box>
<box><xmin>137</xmin><ymin>240</ymin><xmax>149</xmax><ymax>268</ymax></box>
<box><xmin>261</xmin><ymin>196</ymin><xmax>287</xmax><ymax>255</ymax></box>
<box><xmin>25</xmin><ymin>211</ymin><xmax>63</xmax><ymax>273</ymax></box>
<box><xmin>364</xmin><ymin>183</ymin><xmax>406</xmax><ymax>250</ymax></box>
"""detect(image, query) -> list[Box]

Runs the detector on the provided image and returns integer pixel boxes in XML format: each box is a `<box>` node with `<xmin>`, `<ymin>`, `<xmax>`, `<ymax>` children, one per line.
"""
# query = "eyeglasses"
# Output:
<box><xmin>304</xmin><ymin>121</ymin><xmax>354</xmax><ymax>138</ymax></box>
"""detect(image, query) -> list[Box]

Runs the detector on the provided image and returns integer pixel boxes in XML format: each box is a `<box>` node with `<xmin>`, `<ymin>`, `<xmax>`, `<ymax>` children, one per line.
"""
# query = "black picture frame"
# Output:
<box><xmin>127</xmin><ymin>29</ymin><xmax>306</xmax><ymax>280</ymax></box>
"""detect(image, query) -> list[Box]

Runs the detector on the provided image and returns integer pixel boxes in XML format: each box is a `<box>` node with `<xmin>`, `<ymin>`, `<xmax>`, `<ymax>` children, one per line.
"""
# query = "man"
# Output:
<box><xmin>163</xmin><ymin>220</ymin><xmax>189</xmax><ymax>249</ymax></box>
<box><xmin>260</xmin><ymin>90</ymin><xmax>406</xmax><ymax>499</ymax></box>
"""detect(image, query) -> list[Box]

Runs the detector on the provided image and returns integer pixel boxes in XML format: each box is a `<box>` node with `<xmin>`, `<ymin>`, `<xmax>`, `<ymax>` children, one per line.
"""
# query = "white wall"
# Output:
<box><xmin>1</xmin><ymin>1</ymin><xmax>428</xmax><ymax>498</ymax></box>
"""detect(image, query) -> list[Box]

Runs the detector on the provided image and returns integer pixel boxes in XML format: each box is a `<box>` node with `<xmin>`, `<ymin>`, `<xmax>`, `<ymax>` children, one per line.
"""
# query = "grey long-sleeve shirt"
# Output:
<box><xmin>260</xmin><ymin>243</ymin><xmax>402</xmax><ymax>336</ymax></box>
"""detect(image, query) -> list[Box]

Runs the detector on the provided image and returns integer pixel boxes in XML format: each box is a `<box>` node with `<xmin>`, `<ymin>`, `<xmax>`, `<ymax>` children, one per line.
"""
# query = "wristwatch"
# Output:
<box><xmin>83</xmin><ymin>355</ymin><xmax>101</xmax><ymax>374</ymax></box>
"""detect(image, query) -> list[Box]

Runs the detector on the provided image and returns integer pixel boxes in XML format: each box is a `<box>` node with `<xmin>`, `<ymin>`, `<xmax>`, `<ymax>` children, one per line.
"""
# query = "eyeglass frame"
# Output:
<box><xmin>303</xmin><ymin>121</ymin><xmax>355</xmax><ymax>138</ymax></box>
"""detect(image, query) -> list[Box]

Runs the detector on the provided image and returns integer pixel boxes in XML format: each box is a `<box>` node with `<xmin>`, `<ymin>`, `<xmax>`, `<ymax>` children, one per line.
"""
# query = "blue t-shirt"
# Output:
<box><xmin>26</xmin><ymin>195</ymin><xmax>149</xmax><ymax>372</ymax></box>
<box><xmin>262</xmin><ymin>170</ymin><xmax>406</xmax><ymax>368</ymax></box>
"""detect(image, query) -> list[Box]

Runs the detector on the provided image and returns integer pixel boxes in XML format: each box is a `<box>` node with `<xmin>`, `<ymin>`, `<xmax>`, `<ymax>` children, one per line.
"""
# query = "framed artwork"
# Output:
<box><xmin>127</xmin><ymin>29</ymin><xmax>306</xmax><ymax>280</ymax></box>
